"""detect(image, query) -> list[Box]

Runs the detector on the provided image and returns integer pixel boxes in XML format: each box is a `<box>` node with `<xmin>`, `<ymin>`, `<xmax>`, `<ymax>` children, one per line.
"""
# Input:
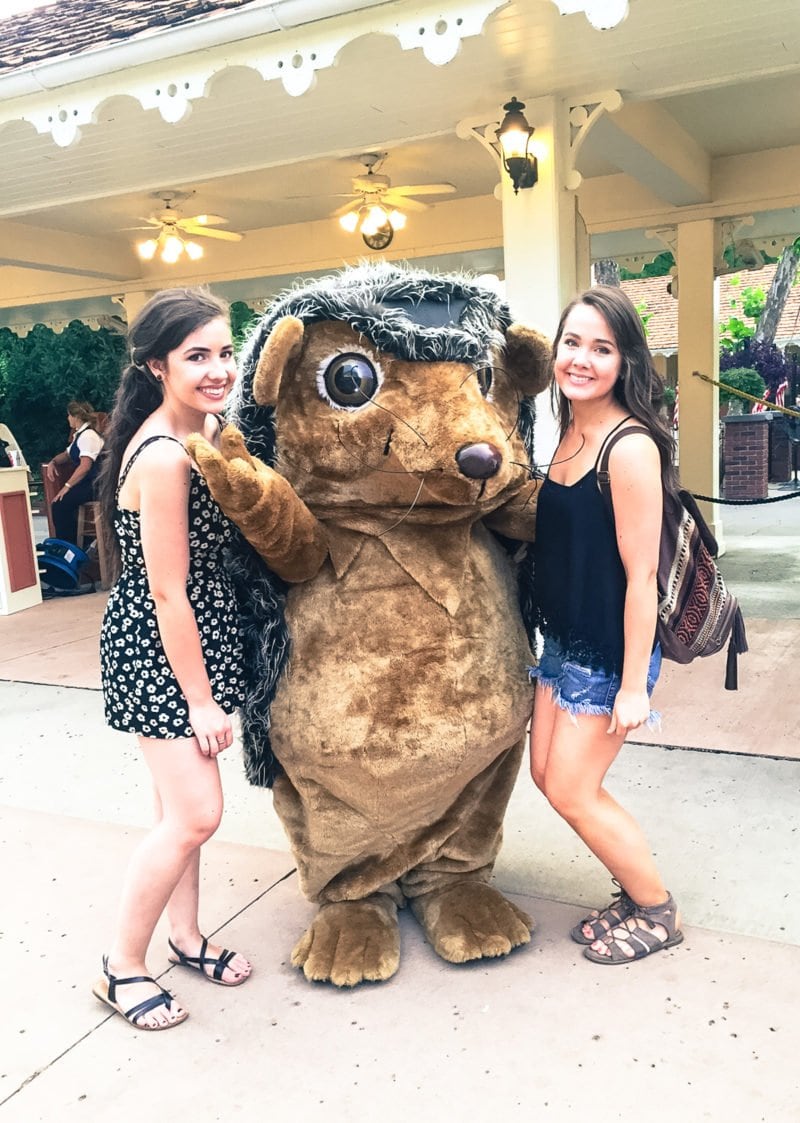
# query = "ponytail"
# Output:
<box><xmin>96</xmin><ymin>286</ymin><xmax>229</xmax><ymax>578</ymax></box>
<box><xmin>96</xmin><ymin>362</ymin><xmax>163</xmax><ymax>577</ymax></box>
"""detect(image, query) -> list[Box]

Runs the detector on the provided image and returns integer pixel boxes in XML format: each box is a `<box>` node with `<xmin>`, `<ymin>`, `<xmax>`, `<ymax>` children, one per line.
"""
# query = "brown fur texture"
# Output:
<box><xmin>187</xmin><ymin>270</ymin><xmax>551</xmax><ymax>986</ymax></box>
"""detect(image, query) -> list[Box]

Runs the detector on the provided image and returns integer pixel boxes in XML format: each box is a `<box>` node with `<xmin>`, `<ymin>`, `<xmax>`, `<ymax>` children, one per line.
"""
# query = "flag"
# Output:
<box><xmin>775</xmin><ymin>379</ymin><xmax>789</xmax><ymax>408</ymax></box>
<box><xmin>751</xmin><ymin>386</ymin><xmax>770</xmax><ymax>413</ymax></box>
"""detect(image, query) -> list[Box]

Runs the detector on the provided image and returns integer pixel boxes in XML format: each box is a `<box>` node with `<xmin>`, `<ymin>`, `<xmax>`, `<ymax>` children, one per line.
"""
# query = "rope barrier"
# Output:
<box><xmin>691</xmin><ymin>370</ymin><xmax>800</xmax><ymax>418</ymax></box>
<box><xmin>690</xmin><ymin>489</ymin><xmax>800</xmax><ymax>505</ymax></box>
<box><xmin>683</xmin><ymin>371</ymin><xmax>800</xmax><ymax>503</ymax></box>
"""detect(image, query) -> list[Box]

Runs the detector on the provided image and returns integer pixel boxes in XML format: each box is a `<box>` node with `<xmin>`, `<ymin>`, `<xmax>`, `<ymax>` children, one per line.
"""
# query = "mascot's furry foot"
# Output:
<box><xmin>410</xmin><ymin>881</ymin><xmax>533</xmax><ymax>964</ymax></box>
<box><xmin>291</xmin><ymin>895</ymin><xmax>400</xmax><ymax>987</ymax></box>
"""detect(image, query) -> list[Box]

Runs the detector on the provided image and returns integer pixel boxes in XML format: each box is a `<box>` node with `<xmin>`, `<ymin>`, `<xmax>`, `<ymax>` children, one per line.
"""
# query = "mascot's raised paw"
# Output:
<box><xmin>187</xmin><ymin>425</ymin><xmax>328</xmax><ymax>583</ymax></box>
<box><xmin>186</xmin><ymin>426</ymin><xmax>268</xmax><ymax>516</ymax></box>
<box><xmin>291</xmin><ymin>896</ymin><xmax>401</xmax><ymax>987</ymax></box>
<box><xmin>410</xmin><ymin>882</ymin><xmax>533</xmax><ymax>964</ymax></box>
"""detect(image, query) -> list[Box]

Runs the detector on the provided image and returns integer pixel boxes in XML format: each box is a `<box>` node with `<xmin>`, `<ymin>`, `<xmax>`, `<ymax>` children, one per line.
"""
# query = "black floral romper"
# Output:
<box><xmin>100</xmin><ymin>435</ymin><xmax>245</xmax><ymax>739</ymax></box>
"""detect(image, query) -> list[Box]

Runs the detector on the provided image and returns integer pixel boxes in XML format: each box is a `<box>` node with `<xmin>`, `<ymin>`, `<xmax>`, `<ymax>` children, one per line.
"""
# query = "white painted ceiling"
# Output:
<box><xmin>1</xmin><ymin>0</ymin><xmax>800</xmax><ymax>304</ymax></box>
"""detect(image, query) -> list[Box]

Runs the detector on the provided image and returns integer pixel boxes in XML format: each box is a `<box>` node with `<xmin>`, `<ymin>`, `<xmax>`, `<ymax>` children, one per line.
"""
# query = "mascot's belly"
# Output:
<box><xmin>270</xmin><ymin>531</ymin><xmax>533</xmax><ymax>833</ymax></box>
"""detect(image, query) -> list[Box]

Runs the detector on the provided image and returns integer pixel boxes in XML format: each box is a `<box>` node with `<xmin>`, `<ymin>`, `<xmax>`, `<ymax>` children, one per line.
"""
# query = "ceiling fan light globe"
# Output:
<box><xmin>137</xmin><ymin>238</ymin><xmax>158</xmax><ymax>260</ymax></box>
<box><xmin>388</xmin><ymin>209</ymin><xmax>406</xmax><ymax>231</ymax></box>
<box><xmin>361</xmin><ymin>205</ymin><xmax>388</xmax><ymax>236</ymax></box>
<box><xmin>163</xmin><ymin>234</ymin><xmax>184</xmax><ymax>257</ymax></box>
<box><xmin>339</xmin><ymin>211</ymin><xmax>359</xmax><ymax>232</ymax></box>
<box><xmin>184</xmin><ymin>241</ymin><xmax>204</xmax><ymax>260</ymax></box>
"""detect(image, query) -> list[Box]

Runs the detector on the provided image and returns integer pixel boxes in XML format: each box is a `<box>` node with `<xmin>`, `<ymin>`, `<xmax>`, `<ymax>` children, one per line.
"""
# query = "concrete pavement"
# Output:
<box><xmin>1</xmin><ymin>494</ymin><xmax>799</xmax><ymax>1122</ymax></box>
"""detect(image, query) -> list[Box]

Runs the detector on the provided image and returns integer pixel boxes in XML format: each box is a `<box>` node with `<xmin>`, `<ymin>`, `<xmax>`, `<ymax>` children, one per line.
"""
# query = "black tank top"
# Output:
<box><xmin>532</xmin><ymin>426</ymin><xmax>641</xmax><ymax>675</ymax></box>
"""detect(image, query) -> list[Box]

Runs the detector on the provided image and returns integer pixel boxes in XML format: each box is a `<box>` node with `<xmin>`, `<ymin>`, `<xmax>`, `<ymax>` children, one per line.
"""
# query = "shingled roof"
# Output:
<box><xmin>622</xmin><ymin>263</ymin><xmax>800</xmax><ymax>355</ymax></box>
<box><xmin>0</xmin><ymin>0</ymin><xmax>260</xmax><ymax>73</ymax></box>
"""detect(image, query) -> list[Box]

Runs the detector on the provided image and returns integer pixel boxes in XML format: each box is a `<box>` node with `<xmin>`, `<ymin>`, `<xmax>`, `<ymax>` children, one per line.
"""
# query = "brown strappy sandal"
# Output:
<box><xmin>584</xmin><ymin>893</ymin><xmax>684</xmax><ymax>964</ymax></box>
<box><xmin>570</xmin><ymin>880</ymin><xmax>635</xmax><ymax>945</ymax></box>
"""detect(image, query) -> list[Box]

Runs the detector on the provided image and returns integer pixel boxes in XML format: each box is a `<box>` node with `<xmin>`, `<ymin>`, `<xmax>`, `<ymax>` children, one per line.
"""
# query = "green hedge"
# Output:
<box><xmin>0</xmin><ymin>321</ymin><xmax>125</xmax><ymax>468</ymax></box>
<box><xmin>719</xmin><ymin>366</ymin><xmax>766</xmax><ymax>409</ymax></box>
<box><xmin>0</xmin><ymin>301</ymin><xmax>258</xmax><ymax>469</ymax></box>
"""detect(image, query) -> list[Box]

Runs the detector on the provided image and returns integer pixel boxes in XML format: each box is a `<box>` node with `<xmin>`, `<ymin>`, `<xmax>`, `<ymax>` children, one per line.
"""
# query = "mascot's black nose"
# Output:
<box><xmin>455</xmin><ymin>442</ymin><xmax>502</xmax><ymax>480</ymax></box>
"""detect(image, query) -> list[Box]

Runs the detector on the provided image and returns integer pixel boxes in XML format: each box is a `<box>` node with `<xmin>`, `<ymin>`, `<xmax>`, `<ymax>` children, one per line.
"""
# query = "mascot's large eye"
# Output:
<box><xmin>475</xmin><ymin>366</ymin><xmax>493</xmax><ymax>397</ymax></box>
<box><xmin>318</xmin><ymin>352</ymin><xmax>382</xmax><ymax>410</ymax></box>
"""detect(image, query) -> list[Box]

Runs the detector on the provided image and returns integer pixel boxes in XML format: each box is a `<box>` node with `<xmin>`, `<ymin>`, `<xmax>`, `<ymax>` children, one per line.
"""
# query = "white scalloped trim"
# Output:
<box><xmin>1</xmin><ymin>0</ymin><xmax>505</xmax><ymax>147</ymax></box>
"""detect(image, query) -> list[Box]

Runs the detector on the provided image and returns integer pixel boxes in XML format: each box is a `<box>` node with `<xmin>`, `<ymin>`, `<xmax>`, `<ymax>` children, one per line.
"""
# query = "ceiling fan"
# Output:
<box><xmin>333</xmin><ymin>154</ymin><xmax>456</xmax><ymax>249</ymax></box>
<box><xmin>130</xmin><ymin>191</ymin><xmax>244</xmax><ymax>263</ymax></box>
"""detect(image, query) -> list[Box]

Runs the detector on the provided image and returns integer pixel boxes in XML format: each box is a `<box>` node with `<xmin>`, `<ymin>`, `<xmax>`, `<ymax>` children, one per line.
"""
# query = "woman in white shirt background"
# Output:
<box><xmin>46</xmin><ymin>400</ymin><xmax>106</xmax><ymax>545</ymax></box>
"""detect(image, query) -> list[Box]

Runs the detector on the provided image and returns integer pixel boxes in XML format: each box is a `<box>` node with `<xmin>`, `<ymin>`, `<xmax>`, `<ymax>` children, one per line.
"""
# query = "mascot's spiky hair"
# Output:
<box><xmin>225</xmin><ymin>262</ymin><xmax>537</xmax><ymax>787</ymax></box>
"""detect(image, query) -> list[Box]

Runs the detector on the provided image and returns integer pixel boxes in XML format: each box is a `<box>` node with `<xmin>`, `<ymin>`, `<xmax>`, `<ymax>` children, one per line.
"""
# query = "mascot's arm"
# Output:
<box><xmin>483</xmin><ymin>478</ymin><xmax>539</xmax><ymax>542</ymax></box>
<box><xmin>186</xmin><ymin>426</ymin><xmax>328</xmax><ymax>583</ymax></box>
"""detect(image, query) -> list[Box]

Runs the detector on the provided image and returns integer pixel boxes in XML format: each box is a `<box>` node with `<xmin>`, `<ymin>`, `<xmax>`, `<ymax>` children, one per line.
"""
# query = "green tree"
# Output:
<box><xmin>755</xmin><ymin>240</ymin><xmax>800</xmax><ymax>344</ymax></box>
<box><xmin>719</xmin><ymin>276</ymin><xmax>766</xmax><ymax>352</ymax></box>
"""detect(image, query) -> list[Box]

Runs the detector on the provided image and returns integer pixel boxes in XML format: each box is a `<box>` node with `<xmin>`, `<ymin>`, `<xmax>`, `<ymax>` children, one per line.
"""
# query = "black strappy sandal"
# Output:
<box><xmin>92</xmin><ymin>955</ymin><xmax>188</xmax><ymax>1030</ymax></box>
<box><xmin>168</xmin><ymin>936</ymin><xmax>250</xmax><ymax>986</ymax></box>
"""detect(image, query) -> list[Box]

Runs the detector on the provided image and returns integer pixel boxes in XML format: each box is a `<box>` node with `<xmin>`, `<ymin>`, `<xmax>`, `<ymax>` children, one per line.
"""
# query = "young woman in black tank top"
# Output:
<box><xmin>92</xmin><ymin>289</ymin><xmax>252</xmax><ymax>1031</ymax></box>
<box><xmin>529</xmin><ymin>286</ymin><xmax>684</xmax><ymax>965</ymax></box>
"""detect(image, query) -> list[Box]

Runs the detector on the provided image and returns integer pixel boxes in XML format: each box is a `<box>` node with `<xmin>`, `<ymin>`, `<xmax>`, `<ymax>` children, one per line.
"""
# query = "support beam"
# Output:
<box><xmin>500</xmin><ymin>96</ymin><xmax>590</xmax><ymax>462</ymax></box>
<box><xmin>0</xmin><ymin>221</ymin><xmax>140</xmax><ymax>281</ymax></box>
<box><xmin>581</xmin><ymin>103</ymin><xmax>711</xmax><ymax>206</ymax></box>
<box><xmin>578</xmin><ymin>145</ymin><xmax>800</xmax><ymax>235</ymax></box>
<box><xmin>676</xmin><ymin>219</ymin><xmax>724</xmax><ymax>550</ymax></box>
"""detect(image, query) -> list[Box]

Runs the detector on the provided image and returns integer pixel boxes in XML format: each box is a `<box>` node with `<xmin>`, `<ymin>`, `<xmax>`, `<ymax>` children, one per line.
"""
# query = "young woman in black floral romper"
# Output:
<box><xmin>93</xmin><ymin>288</ymin><xmax>251</xmax><ymax>1031</ymax></box>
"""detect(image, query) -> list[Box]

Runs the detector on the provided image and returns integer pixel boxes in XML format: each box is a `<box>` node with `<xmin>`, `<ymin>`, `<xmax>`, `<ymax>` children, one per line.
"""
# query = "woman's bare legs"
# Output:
<box><xmin>163</xmin><ymin>830</ymin><xmax>251</xmax><ymax>984</ymax></box>
<box><xmin>104</xmin><ymin>735</ymin><xmax>229</xmax><ymax>1027</ymax></box>
<box><xmin>530</xmin><ymin>683</ymin><xmax>675</xmax><ymax>915</ymax></box>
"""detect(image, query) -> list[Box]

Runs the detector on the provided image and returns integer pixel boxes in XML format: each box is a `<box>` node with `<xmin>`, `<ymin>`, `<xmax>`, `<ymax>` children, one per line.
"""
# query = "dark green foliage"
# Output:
<box><xmin>719</xmin><ymin>366</ymin><xmax>766</xmax><ymax>409</ymax></box>
<box><xmin>230</xmin><ymin>301</ymin><xmax>258</xmax><ymax>352</ymax></box>
<box><xmin>0</xmin><ymin>321</ymin><xmax>125</xmax><ymax>467</ymax></box>
<box><xmin>720</xmin><ymin>339</ymin><xmax>790</xmax><ymax>397</ymax></box>
<box><xmin>0</xmin><ymin>301</ymin><xmax>258</xmax><ymax>469</ymax></box>
<box><xmin>619</xmin><ymin>252</ymin><xmax>675</xmax><ymax>281</ymax></box>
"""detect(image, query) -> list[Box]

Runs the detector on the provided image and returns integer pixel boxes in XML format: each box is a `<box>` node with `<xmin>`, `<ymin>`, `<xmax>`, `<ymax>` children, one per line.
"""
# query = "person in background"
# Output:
<box><xmin>46</xmin><ymin>400</ymin><xmax>105</xmax><ymax>544</ymax></box>
<box><xmin>93</xmin><ymin>288</ymin><xmax>251</xmax><ymax>1031</ymax></box>
<box><xmin>529</xmin><ymin>285</ymin><xmax>683</xmax><ymax>965</ymax></box>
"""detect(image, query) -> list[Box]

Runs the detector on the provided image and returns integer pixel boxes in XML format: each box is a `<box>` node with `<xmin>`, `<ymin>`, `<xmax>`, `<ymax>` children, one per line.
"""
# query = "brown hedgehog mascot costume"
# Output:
<box><xmin>187</xmin><ymin>263</ymin><xmax>551</xmax><ymax>986</ymax></box>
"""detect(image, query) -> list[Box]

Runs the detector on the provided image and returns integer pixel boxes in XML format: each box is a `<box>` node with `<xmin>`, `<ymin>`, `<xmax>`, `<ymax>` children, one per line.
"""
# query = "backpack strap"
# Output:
<box><xmin>595</xmin><ymin>422</ymin><xmax>652</xmax><ymax>512</ymax></box>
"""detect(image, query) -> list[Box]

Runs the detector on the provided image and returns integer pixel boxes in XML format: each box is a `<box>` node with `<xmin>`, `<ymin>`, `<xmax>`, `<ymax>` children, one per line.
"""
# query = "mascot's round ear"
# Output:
<box><xmin>253</xmin><ymin>316</ymin><xmax>305</xmax><ymax>406</ymax></box>
<box><xmin>504</xmin><ymin>323</ymin><xmax>552</xmax><ymax>397</ymax></box>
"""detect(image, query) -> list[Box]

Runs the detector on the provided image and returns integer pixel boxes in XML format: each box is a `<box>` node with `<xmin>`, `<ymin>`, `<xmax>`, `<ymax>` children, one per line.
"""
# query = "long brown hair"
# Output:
<box><xmin>97</xmin><ymin>287</ymin><xmax>230</xmax><ymax>576</ymax></box>
<box><xmin>66</xmin><ymin>400</ymin><xmax>95</xmax><ymax>423</ymax></box>
<box><xmin>552</xmin><ymin>285</ymin><xmax>678</xmax><ymax>492</ymax></box>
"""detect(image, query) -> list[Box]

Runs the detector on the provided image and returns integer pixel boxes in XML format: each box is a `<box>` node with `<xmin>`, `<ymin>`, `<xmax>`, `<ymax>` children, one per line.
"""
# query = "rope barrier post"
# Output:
<box><xmin>688</xmin><ymin>370</ymin><xmax>800</xmax><ymax>504</ymax></box>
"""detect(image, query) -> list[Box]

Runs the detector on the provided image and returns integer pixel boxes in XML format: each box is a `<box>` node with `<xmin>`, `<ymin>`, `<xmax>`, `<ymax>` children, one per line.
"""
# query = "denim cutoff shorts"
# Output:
<box><xmin>529</xmin><ymin>636</ymin><xmax>662</xmax><ymax>730</ymax></box>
